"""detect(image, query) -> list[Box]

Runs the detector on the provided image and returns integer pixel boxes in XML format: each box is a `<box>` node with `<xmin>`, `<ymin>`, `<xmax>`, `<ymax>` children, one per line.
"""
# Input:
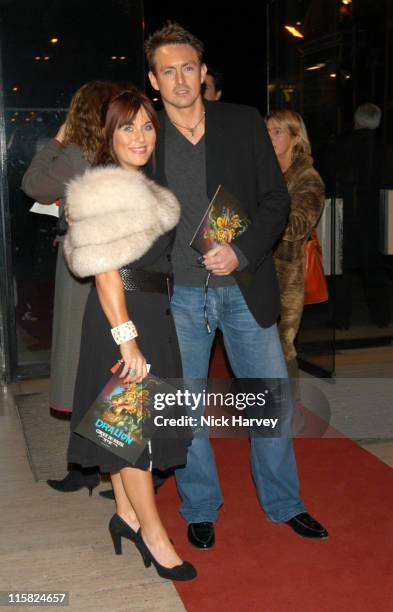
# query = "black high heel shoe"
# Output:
<box><xmin>109</xmin><ymin>514</ymin><xmax>139</xmax><ymax>555</ymax></box>
<box><xmin>135</xmin><ymin>529</ymin><xmax>197</xmax><ymax>581</ymax></box>
<box><xmin>47</xmin><ymin>468</ymin><xmax>100</xmax><ymax>496</ymax></box>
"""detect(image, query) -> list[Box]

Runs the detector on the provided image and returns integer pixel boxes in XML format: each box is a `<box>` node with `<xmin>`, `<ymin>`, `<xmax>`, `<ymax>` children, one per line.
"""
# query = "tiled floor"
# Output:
<box><xmin>1</xmin><ymin>345</ymin><xmax>392</xmax><ymax>610</ymax></box>
<box><xmin>0</xmin><ymin>381</ymin><xmax>185</xmax><ymax>612</ymax></box>
<box><xmin>335</xmin><ymin>346</ymin><xmax>393</xmax><ymax>467</ymax></box>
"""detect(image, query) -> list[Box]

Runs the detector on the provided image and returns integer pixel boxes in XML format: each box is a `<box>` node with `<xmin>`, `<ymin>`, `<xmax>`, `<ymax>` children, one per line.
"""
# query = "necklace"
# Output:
<box><xmin>170</xmin><ymin>111</ymin><xmax>205</xmax><ymax>137</ymax></box>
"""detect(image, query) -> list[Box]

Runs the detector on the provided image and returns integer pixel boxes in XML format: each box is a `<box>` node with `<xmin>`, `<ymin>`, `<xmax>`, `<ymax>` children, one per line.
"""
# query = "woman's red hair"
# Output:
<box><xmin>95</xmin><ymin>89</ymin><xmax>159</xmax><ymax>166</ymax></box>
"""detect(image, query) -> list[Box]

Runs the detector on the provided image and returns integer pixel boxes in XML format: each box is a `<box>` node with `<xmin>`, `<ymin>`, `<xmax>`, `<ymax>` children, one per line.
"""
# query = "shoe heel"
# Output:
<box><xmin>140</xmin><ymin>549</ymin><xmax>152</xmax><ymax>568</ymax></box>
<box><xmin>110</xmin><ymin>531</ymin><xmax>122</xmax><ymax>555</ymax></box>
<box><xmin>136</xmin><ymin>542</ymin><xmax>151</xmax><ymax>567</ymax></box>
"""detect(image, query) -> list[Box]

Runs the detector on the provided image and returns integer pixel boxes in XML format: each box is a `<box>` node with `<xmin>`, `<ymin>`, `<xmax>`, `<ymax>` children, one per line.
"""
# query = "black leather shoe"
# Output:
<box><xmin>187</xmin><ymin>522</ymin><xmax>215</xmax><ymax>549</ymax></box>
<box><xmin>285</xmin><ymin>512</ymin><xmax>328</xmax><ymax>539</ymax></box>
<box><xmin>135</xmin><ymin>529</ymin><xmax>196</xmax><ymax>581</ymax></box>
<box><xmin>47</xmin><ymin>469</ymin><xmax>100</xmax><ymax>496</ymax></box>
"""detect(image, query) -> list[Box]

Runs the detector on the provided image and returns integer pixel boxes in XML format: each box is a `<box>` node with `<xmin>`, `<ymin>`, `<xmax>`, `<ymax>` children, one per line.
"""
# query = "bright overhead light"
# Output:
<box><xmin>111</xmin><ymin>56</ymin><xmax>117</xmax><ymax>60</ymax></box>
<box><xmin>305</xmin><ymin>63</ymin><xmax>326</xmax><ymax>71</ymax></box>
<box><xmin>11</xmin><ymin>86</ymin><xmax>19</xmax><ymax>92</ymax></box>
<box><xmin>34</xmin><ymin>56</ymin><xmax>41</xmax><ymax>60</ymax></box>
<box><xmin>329</xmin><ymin>73</ymin><xmax>337</xmax><ymax>78</ymax></box>
<box><xmin>284</xmin><ymin>25</ymin><xmax>304</xmax><ymax>39</ymax></box>
<box><xmin>342</xmin><ymin>0</ymin><xmax>352</xmax><ymax>5</ymax></box>
<box><xmin>50</xmin><ymin>37</ymin><xmax>59</xmax><ymax>44</ymax></box>
<box><xmin>44</xmin><ymin>56</ymin><xmax>50</xmax><ymax>60</ymax></box>
<box><xmin>119</xmin><ymin>56</ymin><xmax>126</xmax><ymax>60</ymax></box>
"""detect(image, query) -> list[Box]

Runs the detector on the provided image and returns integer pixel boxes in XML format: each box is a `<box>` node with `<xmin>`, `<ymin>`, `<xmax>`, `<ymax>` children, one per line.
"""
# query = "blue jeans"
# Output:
<box><xmin>171</xmin><ymin>284</ymin><xmax>305</xmax><ymax>524</ymax></box>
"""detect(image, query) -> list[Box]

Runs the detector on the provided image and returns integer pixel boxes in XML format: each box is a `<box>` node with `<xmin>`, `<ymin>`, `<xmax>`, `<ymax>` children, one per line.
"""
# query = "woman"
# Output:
<box><xmin>22</xmin><ymin>81</ymin><xmax>123</xmax><ymax>493</ymax></box>
<box><xmin>64</xmin><ymin>90</ymin><xmax>196</xmax><ymax>581</ymax></box>
<box><xmin>266</xmin><ymin>110</ymin><xmax>325</xmax><ymax>369</ymax></box>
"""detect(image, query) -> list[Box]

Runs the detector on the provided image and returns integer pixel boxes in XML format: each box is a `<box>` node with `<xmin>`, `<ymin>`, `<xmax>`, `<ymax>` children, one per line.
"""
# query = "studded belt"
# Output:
<box><xmin>119</xmin><ymin>268</ymin><xmax>172</xmax><ymax>297</ymax></box>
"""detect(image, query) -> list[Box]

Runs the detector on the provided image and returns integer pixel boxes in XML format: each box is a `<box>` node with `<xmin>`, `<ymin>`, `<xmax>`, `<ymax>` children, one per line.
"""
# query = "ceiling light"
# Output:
<box><xmin>329</xmin><ymin>73</ymin><xmax>337</xmax><ymax>78</ymax></box>
<box><xmin>50</xmin><ymin>37</ymin><xmax>59</xmax><ymax>44</ymax></box>
<box><xmin>284</xmin><ymin>25</ymin><xmax>304</xmax><ymax>39</ymax></box>
<box><xmin>305</xmin><ymin>63</ymin><xmax>326</xmax><ymax>71</ymax></box>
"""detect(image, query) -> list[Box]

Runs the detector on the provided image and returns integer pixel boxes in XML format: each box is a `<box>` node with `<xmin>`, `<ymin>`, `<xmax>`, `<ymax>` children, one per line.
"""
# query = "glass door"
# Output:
<box><xmin>267</xmin><ymin>0</ymin><xmax>393</xmax><ymax>377</ymax></box>
<box><xmin>0</xmin><ymin>0</ymin><xmax>144</xmax><ymax>381</ymax></box>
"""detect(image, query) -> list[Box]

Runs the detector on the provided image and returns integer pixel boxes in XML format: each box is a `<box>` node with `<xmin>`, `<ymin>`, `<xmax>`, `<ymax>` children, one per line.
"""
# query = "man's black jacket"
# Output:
<box><xmin>150</xmin><ymin>101</ymin><xmax>290</xmax><ymax>328</ymax></box>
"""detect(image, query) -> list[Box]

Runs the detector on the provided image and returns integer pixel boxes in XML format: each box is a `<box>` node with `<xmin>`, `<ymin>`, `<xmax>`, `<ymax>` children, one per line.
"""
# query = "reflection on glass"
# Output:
<box><xmin>268</xmin><ymin>0</ymin><xmax>393</xmax><ymax>374</ymax></box>
<box><xmin>1</xmin><ymin>0</ymin><xmax>144</xmax><ymax>374</ymax></box>
<box><xmin>6</xmin><ymin>109</ymin><xmax>66</xmax><ymax>365</ymax></box>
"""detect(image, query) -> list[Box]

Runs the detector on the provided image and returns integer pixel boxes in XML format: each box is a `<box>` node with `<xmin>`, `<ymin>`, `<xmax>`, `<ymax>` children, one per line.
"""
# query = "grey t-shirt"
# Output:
<box><xmin>165</xmin><ymin>118</ymin><xmax>235</xmax><ymax>287</ymax></box>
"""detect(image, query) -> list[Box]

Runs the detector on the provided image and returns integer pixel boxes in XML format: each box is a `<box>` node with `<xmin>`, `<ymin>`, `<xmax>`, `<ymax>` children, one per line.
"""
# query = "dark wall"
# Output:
<box><xmin>0</xmin><ymin>0</ymin><xmax>145</xmax><ymax>379</ymax></box>
<box><xmin>1</xmin><ymin>0</ymin><xmax>145</xmax><ymax>109</ymax></box>
<box><xmin>143</xmin><ymin>1</ymin><xmax>267</xmax><ymax>112</ymax></box>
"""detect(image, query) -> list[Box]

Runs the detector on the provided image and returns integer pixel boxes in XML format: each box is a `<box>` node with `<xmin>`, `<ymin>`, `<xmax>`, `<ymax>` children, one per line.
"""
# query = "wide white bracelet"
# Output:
<box><xmin>111</xmin><ymin>320</ymin><xmax>138</xmax><ymax>345</ymax></box>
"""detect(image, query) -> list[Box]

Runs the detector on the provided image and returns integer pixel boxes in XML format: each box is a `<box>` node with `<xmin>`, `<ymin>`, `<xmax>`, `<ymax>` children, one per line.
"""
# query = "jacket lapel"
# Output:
<box><xmin>205</xmin><ymin>102</ymin><xmax>226</xmax><ymax>199</ymax></box>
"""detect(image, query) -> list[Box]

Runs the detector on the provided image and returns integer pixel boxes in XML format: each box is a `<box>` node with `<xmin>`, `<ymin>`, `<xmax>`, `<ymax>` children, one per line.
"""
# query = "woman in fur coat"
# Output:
<box><xmin>266</xmin><ymin>110</ymin><xmax>325</xmax><ymax>369</ymax></box>
<box><xmin>64</xmin><ymin>90</ymin><xmax>196</xmax><ymax>581</ymax></box>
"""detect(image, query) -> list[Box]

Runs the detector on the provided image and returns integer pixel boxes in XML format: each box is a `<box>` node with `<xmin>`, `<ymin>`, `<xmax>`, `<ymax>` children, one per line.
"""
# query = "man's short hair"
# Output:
<box><xmin>354</xmin><ymin>103</ymin><xmax>382</xmax><ymax>130</ymax></box>
<box><xmin>145</xmin><ymin>21</ymin><xmax>204</xmax><ymax>74</ymax></box>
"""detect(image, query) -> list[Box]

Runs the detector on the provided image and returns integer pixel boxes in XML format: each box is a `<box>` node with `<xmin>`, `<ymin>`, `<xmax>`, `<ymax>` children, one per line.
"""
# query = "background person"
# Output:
<box><xmin>22</xmin><ymin>80</ymin><xmax>123</xmax><ymax>493</ymax></box>
<box><xmin>266</xmin><ymin>110</ymin><xmax>325</xmax><ymax>372</ymax></box>
<box><xmin>202</xmin><ymin>67</ymin><xmax>223</xmax><ymax>101</ymax></box>
<box><xmin>321</xmin><ymin>103</ymin><xmax>392</xmax><ymax>328</ymax></box>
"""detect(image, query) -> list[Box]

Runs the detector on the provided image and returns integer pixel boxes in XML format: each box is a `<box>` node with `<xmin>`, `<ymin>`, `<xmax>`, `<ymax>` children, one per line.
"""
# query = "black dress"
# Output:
<box><xmin>67</xmin><ymin>231</ymin><xmax>191</xmax><ymax>472</ymax></box>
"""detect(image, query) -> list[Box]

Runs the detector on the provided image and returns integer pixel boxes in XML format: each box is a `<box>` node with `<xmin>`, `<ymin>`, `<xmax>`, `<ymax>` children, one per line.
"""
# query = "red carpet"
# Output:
<box><xmin>155</xmin><ymin>341</ymin><xmax>393</xmax><ymax>611</ymax></box>
<box><xmin>158</xmin><ymin>438</ymin><xmax>393</xmax><ymax>612</ymax></box>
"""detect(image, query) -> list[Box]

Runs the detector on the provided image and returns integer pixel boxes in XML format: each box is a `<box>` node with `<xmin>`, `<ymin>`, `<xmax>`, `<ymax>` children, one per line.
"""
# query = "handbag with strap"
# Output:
<box><xmin>304</xmin><ymin>230</ymin><xmax>328</xmax><ymax>305</ymax></box>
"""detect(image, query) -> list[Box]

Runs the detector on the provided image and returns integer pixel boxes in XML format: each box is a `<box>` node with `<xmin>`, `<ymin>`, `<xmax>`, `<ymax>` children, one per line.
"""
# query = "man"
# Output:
<box><xmin>203</xmin><ymin>67</ymin><xmax>223</xmax><ymax>101</ymax></box>
<box><xmin>145</xmin><ymin>22</ymin><xmax>327</xmax><ymax>548</ymax></box>
<box><xmin>322</xmin><ymin>103</ymin><xmax>392</xmax><ymax>329</ymax></box>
